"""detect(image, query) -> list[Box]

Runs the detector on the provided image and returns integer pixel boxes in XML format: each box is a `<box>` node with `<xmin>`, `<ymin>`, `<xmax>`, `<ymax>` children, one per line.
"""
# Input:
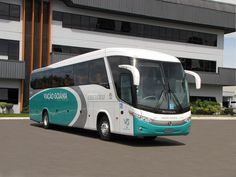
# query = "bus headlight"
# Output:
<box><xmin>184</xmin><ymin>117</ymin><xmax>191</xmax><ymax>123</ymax></box>
<box><xmin>129</xmin><ymin>111</ymin><xmax>152</xmax><ymax>123</ymax></box>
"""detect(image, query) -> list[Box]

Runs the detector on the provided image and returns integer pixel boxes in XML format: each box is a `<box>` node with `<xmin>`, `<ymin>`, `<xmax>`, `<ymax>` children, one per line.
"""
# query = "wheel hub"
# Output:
<box><xmin>101</xmin><ymin>122</ymin><xmax>109</xmax><ymax>136</ymax></box>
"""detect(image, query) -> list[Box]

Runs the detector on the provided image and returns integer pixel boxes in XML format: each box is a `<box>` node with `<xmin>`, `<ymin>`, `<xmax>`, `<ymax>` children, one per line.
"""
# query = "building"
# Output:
<box><xmin>223</xmin><ymin>86</ymin><xmax>236</xmax><ymax>107</ymax></box>
<box><xmin>0</xmin><ymin>0</ymin><xmax>236</xmax><ymax>113</ymax></box>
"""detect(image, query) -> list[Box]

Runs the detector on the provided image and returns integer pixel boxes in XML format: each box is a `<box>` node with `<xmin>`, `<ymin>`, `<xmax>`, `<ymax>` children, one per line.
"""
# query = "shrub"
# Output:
<box><xmin>221</xmin><ymin>108</ymin><xmax>235</xmax><ymax>116</ymax></box>
<box><xmin>0</xmin><ymin>102</ymin><xmax>14</xmax><ymax>114</ymax></box>
<box><xmin>191</xmin><ymin>100</ymin><xmax>221</xmax><ymax>115</ymax></box>
<box><xmin>0</xmin><ymin>102</ymin><xmax>7</xmax><ymax>114</ymax></box>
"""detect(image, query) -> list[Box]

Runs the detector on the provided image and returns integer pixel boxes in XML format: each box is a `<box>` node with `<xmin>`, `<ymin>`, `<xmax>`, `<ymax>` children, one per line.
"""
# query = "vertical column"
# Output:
<box><xmin>39</xmin><ymin>0</ymin><xmax>43</xmax><ymax>68</ymax></box>
<box><xmin>47</xmin><ymin>2</ymin><xmax>52</xmax><ymax>66</ymax></box>
<box><xmin>23</xmin><ymin>0</ymin><xmax>51</xmax><ymax>108</ymax></box>
<box><xmin>20</xmin><ymin>0</ymin><xmax>26</xmax><ymax>112</ymax></box>
<box><xmin>30</xmin><ymin>0</ymin><xmax>34</xmax><ymax>73</ymax></box>
<box><xmin>42</xmin><ymin>1</ymin><xmax>50</xmax><ymax>67</ymax></box>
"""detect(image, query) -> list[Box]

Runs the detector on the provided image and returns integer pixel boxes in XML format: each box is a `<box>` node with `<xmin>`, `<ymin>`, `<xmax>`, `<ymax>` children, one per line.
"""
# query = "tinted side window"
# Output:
<box><xmin>52</xmin><ymin>68</ymin><xmax>64</xmax><ymax>87</ymax></box>
<box><xmin>63</xmin><ymin>65</ymin><xmax>74</xmax><ymax>86</ymax></box>
<box><xmin>74</xmin><ymin>62</ymin><xmax>89</xmax><ymax>85</ymax></box>
<box><xmin>89</xmin><ymin>59</ymin><xmax>109</xmax><ymax>88</ymax></box>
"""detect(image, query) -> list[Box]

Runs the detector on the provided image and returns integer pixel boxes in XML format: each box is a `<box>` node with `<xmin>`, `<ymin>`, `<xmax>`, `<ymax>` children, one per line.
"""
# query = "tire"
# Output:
<box><xmin>144</xmin><ymin>136</ymin><xmax>157</xmax><ymax>141</ymax></box>
<box><xmin>42</xmin><ymin>111</ymin><xmax>50</xmax><ymax>129</ymax></box>
<box><xmin>98</xmin><ymin>116</ymin><xmax>111</xmax><ymax>141</ymax></box>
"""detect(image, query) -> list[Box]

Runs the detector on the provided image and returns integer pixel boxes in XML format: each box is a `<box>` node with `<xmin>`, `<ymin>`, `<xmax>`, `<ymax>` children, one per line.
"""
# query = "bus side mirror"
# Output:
<box><xmin>118</xmin><ymin>65</ymin><xmax>140</xmax><ymax>86</ymax></box>
<box><xmin>185</xmin><ymin>70</ymin><xmax>201</xmax><ymax>89</ymax></box>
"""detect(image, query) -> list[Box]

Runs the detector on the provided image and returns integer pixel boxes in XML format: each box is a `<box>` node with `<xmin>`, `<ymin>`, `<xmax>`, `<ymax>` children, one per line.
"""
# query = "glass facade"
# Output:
<box><xmin>53</xmin><ymin>11</ymin><xmax>217</xmax><ymax>47</ymax></box>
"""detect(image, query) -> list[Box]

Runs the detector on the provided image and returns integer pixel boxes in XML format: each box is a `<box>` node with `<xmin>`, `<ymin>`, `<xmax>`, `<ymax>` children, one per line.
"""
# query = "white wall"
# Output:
<box><xmin>189</xmin><ymin>84</ymin><xmax>223</xmax><ymax>103</ymax></box>
<box><xmin>0</xmin><ymin>0</ymin><xmax>22</xmax><ymax>113</ymax></box>
<box><xmin>51</xmin><ymin>0</ymin><xmax>225</xmax><ymax>71</ymax></box>
<box><xmin>0</xmin><ymin>0</ymin><xmax>22</xmax><ymax>114</ymax></box>
<box><xmin>0</xmin><ymin>79</ymin><xmax>21</xmax><ymax>113</ymax></box>
<box><xmin>0</xmin><ymin>0</ymin><xmax>22</xmax><ymax>61</ymax></box>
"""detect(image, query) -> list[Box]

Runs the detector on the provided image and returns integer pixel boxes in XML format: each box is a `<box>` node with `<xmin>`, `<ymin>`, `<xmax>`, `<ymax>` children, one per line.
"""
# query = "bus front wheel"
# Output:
<box><xmin>42</xmin><ymin>111</ymin><xmax>50</xmax><ymax>129</ymax></box>
<box><xmin>98</xmin><ymin>116</ymin><xmax>111</xmax><ymax>141</ymax></box>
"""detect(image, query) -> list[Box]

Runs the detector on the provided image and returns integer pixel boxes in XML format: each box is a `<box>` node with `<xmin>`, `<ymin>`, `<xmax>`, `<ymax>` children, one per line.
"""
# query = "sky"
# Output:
<box><xmin>211</xmin><ymin>0</ymin><xmax>236</xmax><ymax>68</ymax></box>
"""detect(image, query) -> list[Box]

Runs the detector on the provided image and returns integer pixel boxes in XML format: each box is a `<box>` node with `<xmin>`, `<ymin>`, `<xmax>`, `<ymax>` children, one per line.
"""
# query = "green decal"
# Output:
<box><xmin>30</xmin><ymin>88</ymin><xmax>80</xmax><ymax>126</ymax></box>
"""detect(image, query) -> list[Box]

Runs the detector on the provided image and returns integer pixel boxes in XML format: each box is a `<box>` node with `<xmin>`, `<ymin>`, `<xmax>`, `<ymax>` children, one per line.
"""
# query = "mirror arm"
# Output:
<box><xmin>118</xmin><ymin>65</ymin><xmax>140</xmax><ymax>86</ymax></box>
<box><xmin>185</xmin><ymin>70</ymin><xmax>201</xmax><ymax>89</ymax></box>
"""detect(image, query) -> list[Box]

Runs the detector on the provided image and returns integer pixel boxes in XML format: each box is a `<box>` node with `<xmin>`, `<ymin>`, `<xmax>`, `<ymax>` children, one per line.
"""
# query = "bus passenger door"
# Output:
<box><xmin>118</xmin><ymin>74</ymin><xmax>134</xmax><ymax>135</ymax></box>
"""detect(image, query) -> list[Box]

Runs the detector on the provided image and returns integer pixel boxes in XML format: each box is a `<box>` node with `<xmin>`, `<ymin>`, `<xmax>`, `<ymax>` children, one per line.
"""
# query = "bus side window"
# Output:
<box><xmin>74</xmin><ymin>62</ymin><xmax>89</xmax><ymax>85</ymax></box>
<box><xmin>63</xmin><ymin>65</ymin><xmax>74</xmax><ymax>86</ymax></box>
<box><xmin>89</xmin><ymin>59</ymin><xmax>109</xmax><ymax>88</ymax></box>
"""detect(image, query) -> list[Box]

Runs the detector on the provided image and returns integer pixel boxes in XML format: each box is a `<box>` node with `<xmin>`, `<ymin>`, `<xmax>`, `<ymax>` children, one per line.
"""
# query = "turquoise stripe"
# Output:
<box><xmin>133</xmin><ymin>117</ymin><xmax>191</xmax><ymax>137</ymax></box>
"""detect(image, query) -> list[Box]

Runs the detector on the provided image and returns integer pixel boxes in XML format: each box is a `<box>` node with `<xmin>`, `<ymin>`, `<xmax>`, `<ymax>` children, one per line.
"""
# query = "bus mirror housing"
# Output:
<box><xmin>119</xmin><ymin>65</ymin><xmax>140</xmax><ymax>86</ymax></box>
<box><xmin>185</xmin><ymin>70</ymin><xmax>201</xmax><ymax>89</ymax></box>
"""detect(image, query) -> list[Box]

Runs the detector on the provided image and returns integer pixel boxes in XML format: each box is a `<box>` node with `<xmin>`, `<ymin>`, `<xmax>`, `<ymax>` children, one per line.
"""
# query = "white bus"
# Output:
<box><xmin>30</xmin><ymin>48</ymin><xmax>201</xmax><ymax>140</ymax></box>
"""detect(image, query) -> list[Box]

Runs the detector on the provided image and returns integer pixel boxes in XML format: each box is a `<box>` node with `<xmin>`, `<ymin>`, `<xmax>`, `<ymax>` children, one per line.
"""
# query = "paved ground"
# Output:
<box><xmin>0</xmin><ymin>120</ymin><xmax>235</xmax><ymax>177</ymax></box>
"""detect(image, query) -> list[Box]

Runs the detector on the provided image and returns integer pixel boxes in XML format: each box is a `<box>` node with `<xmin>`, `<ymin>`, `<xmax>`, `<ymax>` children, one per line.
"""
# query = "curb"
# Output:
<box><xmin>192</xmin><ymin>117</ymin><xmax>236</xmax><ymax>120</ymax></box>
<box><xmin>0</xmin><ymin>117</ymin><xmax>29</xmax><ymax>120</ymax></box>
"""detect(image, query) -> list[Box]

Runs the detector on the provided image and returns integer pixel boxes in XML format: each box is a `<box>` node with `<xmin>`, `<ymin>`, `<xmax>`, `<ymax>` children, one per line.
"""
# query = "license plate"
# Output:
<box><xmin>164</xmin><ymin>128</ymin><xmax>174</xmax><ymax>133</ymax></box>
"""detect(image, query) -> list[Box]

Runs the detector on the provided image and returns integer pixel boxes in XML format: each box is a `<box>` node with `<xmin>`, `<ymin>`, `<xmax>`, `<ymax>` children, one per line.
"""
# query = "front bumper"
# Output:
<box><xmin>133</xmin><ymin>117</ymin><xmax>192</xmax><ymax>137</ymax></box>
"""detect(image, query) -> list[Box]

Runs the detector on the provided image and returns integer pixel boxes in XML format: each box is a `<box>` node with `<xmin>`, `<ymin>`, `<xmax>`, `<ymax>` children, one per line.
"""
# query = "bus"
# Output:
<box><xmin>29</xmin><ymin>48</ymin><xmax>201</xmax><ymax>140</ymax></box>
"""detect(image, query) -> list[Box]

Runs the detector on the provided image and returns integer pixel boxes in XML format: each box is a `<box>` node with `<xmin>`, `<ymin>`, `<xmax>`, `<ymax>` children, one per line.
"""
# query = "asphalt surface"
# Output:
<box><xmin>0</xmin><ymin>120</ymin><xmax>236</xmax><ymax>177</ymax></box>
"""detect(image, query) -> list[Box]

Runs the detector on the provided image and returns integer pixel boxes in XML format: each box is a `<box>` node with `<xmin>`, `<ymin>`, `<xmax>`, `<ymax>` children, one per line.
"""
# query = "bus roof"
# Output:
<box><xmin>32</xmin><ymin>48</ymin><xmax>180</xmax><ymax>73</ymax></box>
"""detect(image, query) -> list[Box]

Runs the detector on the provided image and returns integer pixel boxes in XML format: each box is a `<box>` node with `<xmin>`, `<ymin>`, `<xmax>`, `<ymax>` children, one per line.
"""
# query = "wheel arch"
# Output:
<box><xmin>42</xmin><ymin>108</ymin><xmax>50</xmax><ymax>122</ymax></box>
<box><xmin>96</xmin><ymin>110</ymin><xmax>114</xmax><ymax>132</ymax></box>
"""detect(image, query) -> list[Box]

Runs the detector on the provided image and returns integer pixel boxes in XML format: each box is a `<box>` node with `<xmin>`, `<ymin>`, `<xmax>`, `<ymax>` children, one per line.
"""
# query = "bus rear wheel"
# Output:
<box><xmin>98</xmin><ymin>116</ymin><xmax>111</xmax><ymax>141</ymax></box>
<box><xmin>42</xmin><ymin>111</ymin><xmax>50</xmax><ymax>129</ymax></box>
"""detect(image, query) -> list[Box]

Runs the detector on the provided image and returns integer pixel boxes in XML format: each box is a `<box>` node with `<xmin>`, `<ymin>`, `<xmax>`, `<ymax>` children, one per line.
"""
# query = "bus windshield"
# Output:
<box><xmin>136</xmin><ymin>59</ymin><xmax>190</xmax><ymax>114</ymax></box>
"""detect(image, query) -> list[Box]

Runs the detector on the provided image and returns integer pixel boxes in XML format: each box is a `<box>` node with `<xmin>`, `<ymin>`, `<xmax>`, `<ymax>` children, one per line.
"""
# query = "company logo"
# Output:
<box><xmin>43</xmin><ymin>92</ymin><xmax>68</xmax><ymax>100</ymax></box>
<box><xmin>168</xmin><ymin>121</ymin><xmax>173</xmax><ymax>126</ymax></box>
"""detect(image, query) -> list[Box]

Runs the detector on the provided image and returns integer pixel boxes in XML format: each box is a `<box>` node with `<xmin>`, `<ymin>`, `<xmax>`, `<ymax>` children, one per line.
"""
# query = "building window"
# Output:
<box><xmin>52</xmin><ymin>45</ymin><xmax>96</xmax><ymax>55</ymax></box>
<box><xmin>179</xmin><ymin>58</ymin><xmax>216</xmax><ymax>73</ymax></box>
<box><xmin>53</xmin><ymin>11</ymin><xmax>217</xmax><ymax>47</ymax></box>
<box><xmin>0</xmin><ymin>2</ymin><xmax>20</xmax><ymax>21</ymax></box>
<box><xmin>0</xmin><ymin>39</ymin><xmax>19</xmax><ymax>60</ymax></box>
<box><xmin>0</xmin><ymin>88</ymin><xmax>19</xmax><ymax>104</ymax></box>
<box><xmin>190</xmin><ymin>96</ymin><xmax>216</xmax><ymax>102</ymax></box>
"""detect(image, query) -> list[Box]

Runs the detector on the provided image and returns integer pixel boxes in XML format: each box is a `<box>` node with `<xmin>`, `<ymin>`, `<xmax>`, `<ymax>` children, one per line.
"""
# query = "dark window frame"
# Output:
<box><xmin>0</xmin><ymin>88</ymin><xmax>19</xmax><ymax>104</ymax></box>
<box><xmin>0</xmin><ymin>39</ymin><xmax>19</xmax><ymax>60</ymax></box>
<box><xmin>53</xmin><ymin>11</ymin><xmax>217</xmax><ymax>47</ymax></box>
<box><xmin>179</xmin><ymin>57</ymin><xmax>216</xmax><ymax>73</ymax></box>
<box><xmin>0</xmin><ymin>2</ymin><xmax>20</xmax><ymax>21</ymax></box>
